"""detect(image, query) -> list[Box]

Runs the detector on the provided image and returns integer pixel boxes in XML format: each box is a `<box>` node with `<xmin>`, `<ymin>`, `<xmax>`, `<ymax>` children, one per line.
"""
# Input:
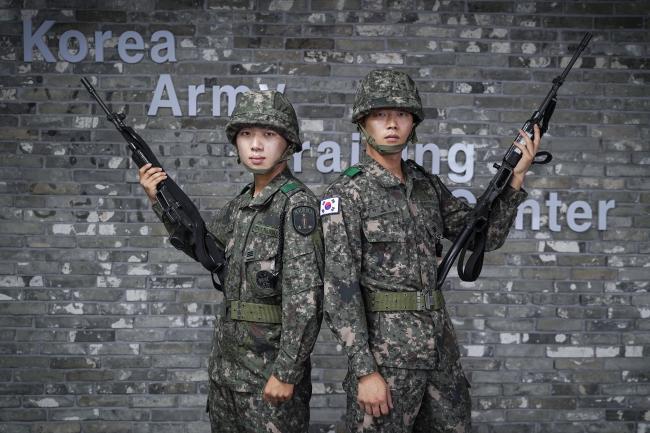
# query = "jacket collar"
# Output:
<box><xmin>239</xmin><ymin>168</ymin><xmax>293</xmax><ymax>209</ymax></box>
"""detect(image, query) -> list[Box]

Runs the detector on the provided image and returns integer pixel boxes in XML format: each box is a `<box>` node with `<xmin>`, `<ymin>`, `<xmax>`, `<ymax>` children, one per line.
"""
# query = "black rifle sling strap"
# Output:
<box><xmin>456</xmin><ymin>209</ymin><xmax>489</xmax><ymax>282</ymax></box>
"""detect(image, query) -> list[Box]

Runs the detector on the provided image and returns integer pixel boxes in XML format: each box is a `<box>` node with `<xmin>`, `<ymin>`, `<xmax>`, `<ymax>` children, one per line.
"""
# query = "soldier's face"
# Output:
<box><xmin>362</xmin><ymin>109</ymin><xmax>414</xmax><ymax>146</ymax></box>
<box><xmin>236</xmin><ymin>127</ymin><xmax>289</xmax><ymax>171</ymax></box>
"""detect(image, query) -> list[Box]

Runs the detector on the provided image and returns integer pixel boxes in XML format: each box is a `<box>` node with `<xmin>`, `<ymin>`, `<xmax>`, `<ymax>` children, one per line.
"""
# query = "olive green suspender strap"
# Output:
<box><xmin>227</xmin><ymin>183</ymin><xmax>294</xmax><ymax>325</ymax></box>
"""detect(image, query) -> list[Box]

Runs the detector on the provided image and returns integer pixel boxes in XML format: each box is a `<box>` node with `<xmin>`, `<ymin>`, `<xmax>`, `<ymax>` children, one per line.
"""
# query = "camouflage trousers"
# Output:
<box><xmin>207</xmin><ymin>376</ymin><xmax>312</xmax><ymax>433</ymax></box>
<box><xmin>343</xmin><ymin>364</ymin><xmax>471</xmax><ymax>433</ymax></box>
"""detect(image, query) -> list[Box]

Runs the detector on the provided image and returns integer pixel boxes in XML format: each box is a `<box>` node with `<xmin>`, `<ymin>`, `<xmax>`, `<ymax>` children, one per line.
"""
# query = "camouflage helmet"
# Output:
<box><xmin>226</xmin><ymin>90</ymin><xmax>302</xmax><ymax>153</ymax></box>
<box><xmin>352</xmin><ymin>69</ymin><xmax>424</xmax><ymax>125</ymax></box>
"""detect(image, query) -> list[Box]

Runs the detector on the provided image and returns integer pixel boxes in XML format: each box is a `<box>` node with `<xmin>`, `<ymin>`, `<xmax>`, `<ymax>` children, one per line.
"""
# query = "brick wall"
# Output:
<box><xmin>1</xmin><ymin>1</ymin><xmax>649</xmax><ymax>432</ymax></box>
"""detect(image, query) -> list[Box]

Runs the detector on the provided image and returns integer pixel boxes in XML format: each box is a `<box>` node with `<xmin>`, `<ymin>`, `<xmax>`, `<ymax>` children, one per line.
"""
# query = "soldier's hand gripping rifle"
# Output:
<box><xmin>80</xmin><ymin>77</ymin><xmax>226</xmax><ymax>289</ymax></box>
<box><xmin>436</xmin><ymin>32</ymin><xmax>593</xmax><ymax>291</ymax></box>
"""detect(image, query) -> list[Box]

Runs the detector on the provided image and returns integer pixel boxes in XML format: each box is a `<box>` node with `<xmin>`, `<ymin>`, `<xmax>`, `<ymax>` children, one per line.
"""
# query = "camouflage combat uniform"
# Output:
<box><xmin>153</xmin><ymin>91</ymin><xmax>323</xmax><ymax>433</ymax></box>
<box><xmin>321</xmin><ymin>70</ymin><xmax>527</xmax><ymax>432</ymax></box>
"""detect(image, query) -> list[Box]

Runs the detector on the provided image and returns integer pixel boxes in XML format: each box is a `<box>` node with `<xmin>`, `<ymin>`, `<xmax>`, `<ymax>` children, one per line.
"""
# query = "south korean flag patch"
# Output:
<box><xmin>320</xmin><ymin>197</ymin><xmax>340</xmax><ymax>216</ymax></box>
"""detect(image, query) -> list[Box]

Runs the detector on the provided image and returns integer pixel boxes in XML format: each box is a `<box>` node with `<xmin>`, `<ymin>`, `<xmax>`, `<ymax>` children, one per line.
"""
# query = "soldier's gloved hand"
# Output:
<box><xmin>357</xmin><ymin>371</ymin><xmax>393</xmax><ymax>417</ymax></box>
<box><xmin>262</xmin><ymin>374</ymin><xmax>294</xmax><ymax>406</ymax></box>
<box><xmin>138</xmin><ymin>163</ymin><xmax>167</xmax><ymax>204</ymax></box>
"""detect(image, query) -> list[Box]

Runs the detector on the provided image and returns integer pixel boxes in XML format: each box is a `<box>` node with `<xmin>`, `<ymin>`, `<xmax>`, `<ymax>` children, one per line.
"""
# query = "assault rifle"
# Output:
<box><xmin>436</xmin><ymin>32</ymin><xmax>593</xmax><ymax>290</ymax></box>
<box><xmin>80</xmin><ymin>77</ymin><xmax>226</xmax><ymax>289</ymax></box>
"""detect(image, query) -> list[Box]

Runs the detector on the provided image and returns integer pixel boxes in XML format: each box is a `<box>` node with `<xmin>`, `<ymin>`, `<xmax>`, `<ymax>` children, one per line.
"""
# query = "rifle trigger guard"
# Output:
<box><xmin>533</xmin><ymin>151</ymin><xmax>552</xmax><ymax>165</ymax></box>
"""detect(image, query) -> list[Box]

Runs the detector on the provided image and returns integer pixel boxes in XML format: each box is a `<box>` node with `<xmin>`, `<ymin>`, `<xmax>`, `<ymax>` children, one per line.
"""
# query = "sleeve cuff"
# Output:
<box><xmin>272</xmin><ymin>350</ymin><xmax>304</xmax><ymax>385</ymax></box>
<box><xmin>500</xmin><ymin>185</ymin><xmax>528</xmax><ymax>208</ymax></box>
<box><xmin>350</xmin><ymin>348</ymin><xmax>377</xmax><ymax>379</ymax></box>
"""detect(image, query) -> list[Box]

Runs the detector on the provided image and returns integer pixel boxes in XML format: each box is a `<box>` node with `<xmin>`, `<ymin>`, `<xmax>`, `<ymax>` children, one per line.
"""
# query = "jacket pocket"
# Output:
<box><xmin>245</xmin><ymin>234</ymin><xmax>281</xmax><ymax>299</ymax></box>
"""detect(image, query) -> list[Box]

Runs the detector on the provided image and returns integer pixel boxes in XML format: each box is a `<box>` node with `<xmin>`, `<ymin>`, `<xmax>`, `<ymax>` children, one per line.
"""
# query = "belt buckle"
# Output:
<box><xmin>423</xmin><ymin>290</ymin><xmax>433</xmax><ymax>311</ymax></box>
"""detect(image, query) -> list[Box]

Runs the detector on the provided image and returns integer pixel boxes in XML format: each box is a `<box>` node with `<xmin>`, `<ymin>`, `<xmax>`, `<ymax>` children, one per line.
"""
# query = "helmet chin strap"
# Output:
<box><xmin>357</xmin><ymin>124</ymin><xmax>417</xmax><ymax>155</ymax></box>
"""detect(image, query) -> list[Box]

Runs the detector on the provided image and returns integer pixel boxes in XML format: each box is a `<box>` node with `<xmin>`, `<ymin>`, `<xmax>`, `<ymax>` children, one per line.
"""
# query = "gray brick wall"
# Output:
<box><xmin>1</xmin><ymin>1</ymin><xmax>649</xmax><ymax>432</ymax></box>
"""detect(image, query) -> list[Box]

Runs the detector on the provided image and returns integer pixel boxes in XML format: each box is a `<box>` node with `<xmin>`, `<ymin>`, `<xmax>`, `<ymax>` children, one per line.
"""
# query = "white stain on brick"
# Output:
<box><xmin>187</xmin><ymin>316</ymin><xmax>204</xmax><ymax>328</ymax></box>
<box><xmin>111</xmin><ymin>318</ymin><xmax>132</xmax><ymax>329</ymax></box>
<box><xmin>108</xmin><ymin>157</ymin><xmax>123</xmax><ymax>169</ymax></box>
<box><xmin>53</xmin><ymin>224</ymin><xmax>75</xmax><ymax>235</ymax></box>
<box><xmin>165</xmin><ymin>264</ymin><xmax>178</xmax><ymax>275</ymax></box>
<box><xmin>521</xmin><ymin>43</ymin><xmax>537</xmax><ymax>54</ymax></box>
<box><xmin>491</xmin><ymin>42</ymin><xmax>510</xmax><ymax>53</ymax></box>
<box><xmin>555</xmin><ymin>334</ymin><xmax>567</xmax><ymax>343</ymax></box>
<box><xmin>456</xmin><ymin>83</ymin><xmax>473</xmax><ymax>94</ymax></box>
<box><xmin>622</xmin><ymin>371</ymin><xmax>636</xmax><ymax>382</ymax></box>
<box><xmin>139</xmin><ymin>226</ymin><xmax>150</xmax><ymax>235</ymax></box>
<box><xmin>596</xmin><ymin>346</ymin><xmax>620</xmax><ymax>358</ymax></box>
<box><xmin>547</xmin><ymin>347</ymin><xmax>594</xmax><ymax>358</ymax></box>
<box><xmin>466</xmin><ymin>345</ymin><xmax>486</xmax><ymax>357</ymax></box>
<box><xmin>33</xmin><ymin>398</ymin><xmax>59</xmax><ymax>407</ymax></box>
<box><xmin>490</xmin><ymin>28</ymin><xmax>508</xmax><ymax>38</ymax></box>
<box><xmin>545</xmin><ymin>241</ymin><xmax>580</xmax><ymax>253</ymax></box>
<box><xmin>61</xmin><ymin>263</ymin><xmax>71</xmax><ymax>274</ymax></box>
<box><xmin>74</xmin><ymin>116</ymin><xmax>99</xmax><ymax>129</ymax></box>
<box><xmin>0</xmin><ymin>293</ymin><xmax>14</xmax><ymax>300</ymax></box>
<box><xmin>19</xmin><ymin>142</ymin><xmax>33</xmax><ymax>153</ymax></box>
<box><xmin>460</xmin><ymin>28</ymin><xmax>482</xmax><ymax>38</ymax></box>
<box><xmin>624</xmin><ymin>346</ymin><xmax>642</xmax><ymax>357</ymax></box>
<box><xmin>529</xmin><ymin>57</ymin><xmax>551</xmax><ymax>68</ymax></box>
<box><xmin>0</xmin><ymin>276</ymin><xmax>24</xmax><ymax>287</ymax></box>
<box><xmin>370</xmin><ymin>53</ymin><xmax>403</xmax><ymax>65</ymax></box>
<box><xmin>300</xmin><ymin>119</ymin><xmax>323</xmax><ymax>132</ymax></box>
<box><xmin>127</xmin><ymin>265</ymin><xmax>151</xmax><ymax>276</ymax></box>
<box><xmin>97</xmin><ymin>276</ymin><xmax>122</xmax><ymax>288</ymax></box>
<box><xmin>99</xmin><ymin>224</ymin><xmax>116</xmax><ymax>236</ymax></box>
<box><xmin>0</xmin><ymin>88</ymin><xmax>17</xmax><ymax>100</ymax></box>
<box><xmin>202</xmin><ymin>49</ymin><xmax>220</xmax><ymax>61</ymax></box>
<box><xmin>180</xmin><ymin>38</ymin><xmax>195</xmax><ymax>48</ymax></box>
<box><xmin>126</xmin><ymin>290</ymin><xmax>147</xmax><ymax>302</ymax></box>
<box><xmin>63</xmin><ymin>303</ymin><xmax>84</xmax><ymax>315</ymax></box>
<box><xmin>500</xmin><ymin>333</ymin><xmax>521</xmax><ymax>344</ymax></box>
<box><xmin>466</xmin><ymin>42</ymin><xmax>480</xmax><ymax>53</ymax></box>
<box><xmin>539</xmin><ymin>254</ymin><xmax>556</xmax><ymax>263</ymax></box>
<box><xmin>269</xmin><ymin>0</ymin><xmax>294</xmax><ymax>11</ymax></box>
<box><xmin>639</xmin><ymin>308</ymin><xmax>650</xmax><ymax>319</ymax></box>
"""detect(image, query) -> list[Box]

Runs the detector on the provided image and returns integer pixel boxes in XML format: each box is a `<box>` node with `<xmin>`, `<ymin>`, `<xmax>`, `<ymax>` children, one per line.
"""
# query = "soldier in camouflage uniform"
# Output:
<box><xmin>320</xmin><ymin>69</ymin><xmax>541</xmax><ymax>432</ymax></box>
<box><xmin>139</xmin><ymin>90</ymin><xmax>324</xmax><ymax>432</ymax></box>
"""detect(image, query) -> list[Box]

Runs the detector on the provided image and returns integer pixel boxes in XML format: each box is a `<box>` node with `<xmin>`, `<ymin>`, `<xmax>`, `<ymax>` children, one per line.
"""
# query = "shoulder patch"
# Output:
<box><xmin>343</xmin><ymin>166</ymin><xmax>361</xmax><ymax>178</ymax></box>
<box><xmin>280</xmin><ymin>182</ymin><xmax>300</xmax><ymax>194</ymax></box>
<box><xmin>320</xmin><ymin>197</ymin><xmax>340</xmax><ymax>216</ymax></box>
<box><xmin>292</xmin><ymin>206</ymin><xmax>317</xmax><ymax>236</ymax></box>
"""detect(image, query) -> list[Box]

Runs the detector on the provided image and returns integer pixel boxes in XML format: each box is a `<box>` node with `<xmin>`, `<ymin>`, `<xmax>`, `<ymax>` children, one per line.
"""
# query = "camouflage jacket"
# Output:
<box><xmin>321</xmin><ymin>154</ymin><xmax>527</xmax><ymax>376</ymax></box>
<box><xmin>154</xmin><ymin>169</ymin><xmax>324</xmax><ymax>392</ymax></box>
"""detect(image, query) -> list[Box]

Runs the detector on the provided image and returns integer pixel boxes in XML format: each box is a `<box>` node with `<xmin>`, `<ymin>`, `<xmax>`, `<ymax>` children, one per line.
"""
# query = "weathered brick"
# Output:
<box><xmin>1</xmin><ymin>3</ymin><xmax>649</xmax><ymax>433</ymax></box>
